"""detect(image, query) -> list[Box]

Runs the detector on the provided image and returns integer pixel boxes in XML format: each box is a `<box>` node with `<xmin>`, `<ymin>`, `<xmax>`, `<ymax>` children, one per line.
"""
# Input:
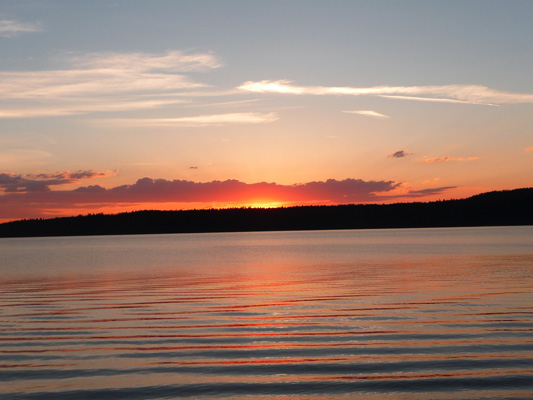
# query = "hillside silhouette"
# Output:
<box><xmin>0</xmin><ymin>188</ymin><xmax>531</xmax><ymax>238</ymax></box>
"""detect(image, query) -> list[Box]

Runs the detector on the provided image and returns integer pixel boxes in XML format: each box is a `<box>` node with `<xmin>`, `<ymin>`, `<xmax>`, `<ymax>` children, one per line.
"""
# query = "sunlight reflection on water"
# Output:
<box><xmin>0</xmin><ymin>226</ymin><xmax>532</xmax><ymax>399</ymax></box>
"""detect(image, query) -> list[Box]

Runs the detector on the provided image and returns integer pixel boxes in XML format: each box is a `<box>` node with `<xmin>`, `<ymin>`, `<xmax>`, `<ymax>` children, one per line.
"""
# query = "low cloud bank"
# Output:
<box><xmin>0</xmin><ymin>176</ymin><xmax>455</xmax><ymax>220</ymax></box>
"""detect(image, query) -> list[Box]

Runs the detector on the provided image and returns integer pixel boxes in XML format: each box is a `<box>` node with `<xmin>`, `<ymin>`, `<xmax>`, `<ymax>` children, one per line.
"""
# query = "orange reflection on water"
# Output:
<box><xmin>1</xmin><ymin>228</ymin><xmax>532</xmax><ymax>399</ymax></box>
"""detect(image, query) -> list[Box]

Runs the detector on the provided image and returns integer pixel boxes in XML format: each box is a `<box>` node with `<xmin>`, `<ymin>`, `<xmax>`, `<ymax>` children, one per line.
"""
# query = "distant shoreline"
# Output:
<box><xmin>0</xmin><ymin>188</ymin><xmax>531</xmax><ymax>238</ymax></box>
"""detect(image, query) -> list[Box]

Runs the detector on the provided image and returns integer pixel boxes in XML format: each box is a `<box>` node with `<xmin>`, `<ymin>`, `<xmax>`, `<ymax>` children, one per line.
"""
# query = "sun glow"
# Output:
<box><xmin>244</xmin><ymin>201</ymin><xmax>286</xmax><ymax>209</ymax></box>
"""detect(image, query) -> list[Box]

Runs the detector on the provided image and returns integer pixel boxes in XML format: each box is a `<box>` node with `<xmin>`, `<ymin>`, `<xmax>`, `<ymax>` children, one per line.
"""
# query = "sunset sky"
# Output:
<box><xmin>1</xmin><ymin>0</ymin><xmax>532</xmax><ymax>221</ymax></box>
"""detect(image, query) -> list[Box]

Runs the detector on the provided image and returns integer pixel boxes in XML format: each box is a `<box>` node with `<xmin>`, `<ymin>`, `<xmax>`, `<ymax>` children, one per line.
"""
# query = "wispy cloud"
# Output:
<box><xmin>377</xmin><ymin>95</ymin><xmax>490</xmax><ymax>105</ymax></box>
<box><xmin>424</xmin><ymin>156</ymin><xmax>479</xmax><ymax>163</ymax></box>
<box><xmin>0</xmin><ymin>53</ymin><xmax>214</xmax><ymax>100</ymax></box>
<box><xmin>525</xmin><ymin>146</ymin><xmax>533</xmax><ymax>152</ymax></box>
<box><xmin>389</xmin><ymin>150</ymin><xmax>412</xmax><ymax>158</ymax></box>
<box><xmin>0</xmin><ymin>50</ymin><xmax>221</xmax><ymax>118</ymax></box>
<box><xmin>239</xmin><ymin>80</ymin><xmax>533</xmax><ymax>105</ymax></box>
<box><xmin>0</xmin><ymin>19</ymin><xmax>42</xmax><ymax>37</ymax></box>
<box><xmin>344</xmin><ymin>110</ymin><xmax>390</xmax><ymax>119</ymax></box>
<box><xmin>98</xmin><ymin>112</ymin><xmax>279</xmax><ymax>127</ymax></box>
<box><xmin>71</xmin><ymin>50</ymin><xmax>221</xmax><ymax>72</ymax></box>
<box><xmin>184</xmin><ymin>98</ymin><xmax>262</xmax><ymax>109</ymax></box>
<box><xmin>0</xmin><ymin>99</ymin><xmax>185</xmax><ymax>118</ymax></box>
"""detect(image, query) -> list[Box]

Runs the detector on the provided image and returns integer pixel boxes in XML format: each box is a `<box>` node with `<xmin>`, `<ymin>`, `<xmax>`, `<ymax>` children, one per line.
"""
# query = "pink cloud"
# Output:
<box><xmin>424</xmin><ymin>156</ymin><xmax>479</xmax><ymax>163</ymax></box>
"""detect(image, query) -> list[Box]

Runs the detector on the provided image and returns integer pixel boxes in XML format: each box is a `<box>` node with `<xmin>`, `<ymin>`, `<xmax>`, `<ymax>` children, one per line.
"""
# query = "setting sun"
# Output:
<box><xmin>1</xmin><ymin>2</ymin><xmax>532</xmax><ymax>400</ymax></box>
<box><xmin>0</xmin><ymin>0</ymin><xmax>531</xmax><ymax>222</ymax></box>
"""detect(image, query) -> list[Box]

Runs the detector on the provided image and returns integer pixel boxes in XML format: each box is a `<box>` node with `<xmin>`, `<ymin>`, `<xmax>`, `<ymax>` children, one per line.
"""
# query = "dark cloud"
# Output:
<box><xmin>69</xmin><ymin>177</ymin><xmax>400</xmax><ymax>204</ymax></box>
<box><xmin>189</xmin><ymin>166</ymin><xmax>199</xmax><ymax>169</ymax></box>
<box><xmin>0</xmin><ymin>176</ymin><xmax>458</xmax><ymax>221</ymax></box>
<box><xmin>0</xmin><ymin>170</ymin><xmax>111</xmax><ymax>193</ymax></box>
<box><xmin>401</xmin><ymin>186</ymin><xmax>457</xmax><ymax>197</ymax></box>
<box><xmin>26</xmin><ymin>171</ymin><xmax>110</xmax><ymax>181</ymax></box>
<box><xmin>0</xmin><ymin>177</ymin><xmax>399</xmax><ymax>218</ymax></box>
<box><xmin>0</xmin><ymin>173</ymin><xmax>55</xmax><ymax>193</ymax></box>
<box><xmin>388</xmin><ymin>150</ymin><xmax>412</xmax><ymax>158</ymax></box>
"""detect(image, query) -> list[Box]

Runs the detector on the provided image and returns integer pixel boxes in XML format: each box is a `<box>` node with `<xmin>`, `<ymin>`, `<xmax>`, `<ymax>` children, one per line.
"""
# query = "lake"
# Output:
<box><xmin>1</xmin><ymin>226</ymin><xmax>532</xmax><ymax>399</ymax></box>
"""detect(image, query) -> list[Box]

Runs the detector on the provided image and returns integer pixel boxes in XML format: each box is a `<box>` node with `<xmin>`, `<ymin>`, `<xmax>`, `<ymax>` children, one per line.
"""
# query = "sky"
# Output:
<box><xmin>1</xmin><ymin>0</ymin><xmax>532</xmax><ymax>221</ymax></box>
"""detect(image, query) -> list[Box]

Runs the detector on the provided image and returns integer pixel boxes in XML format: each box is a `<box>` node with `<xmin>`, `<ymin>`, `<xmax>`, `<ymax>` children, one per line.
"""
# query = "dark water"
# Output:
<box><xmin>1</xmin><ymin>226</ymin><xmax>532</xmax><ymax>399</ymax></box>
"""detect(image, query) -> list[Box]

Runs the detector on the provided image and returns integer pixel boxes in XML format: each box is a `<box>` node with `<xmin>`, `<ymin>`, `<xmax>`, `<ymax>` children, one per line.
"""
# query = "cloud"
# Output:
<box><xmin>0</xmin><ymin>19</ymin><xmax>41</xmax><ymax>37</ymax></box>
<box><xmin>0</xmin><ymin>99</ymin><xmax>185</xmax><ymax>118</ymax></box>
<box><xmin>0</xmin><ymin>170</ymin><xmax>113</xmax><ymax>193</ymax></box>
<box><xmin>377</xmin><ymin>95</ymin><xmax>488</xmax><ymax>105</ymax></box>
<box><xmin>389</xmin><ymin>150</ymin><xmax>412</xmax><ymax>158</ymax></box>
<box><xmin>526</xmin><ymin>146</ymin><xmax>533</xmax><ymax>152</ymax></box>
<box><xmin>424</xmin><ymin>156</ymin><xmax>479</xmax><ymax>163</ymax></box>
<box><xmin>189</xmin><ymin>166</ymin><xmax>199</xmax><ymax>170</ymax></box>
<box><xmin>0</xmin><ymin>50</ymin><xmax>221</xmax><ymax>118</ymax></box>
<box><xmin>98</xmin><ymin>112</ymin><xmax>279</xmax><ymax>127</ymax></box>
<box><xmin>399</xmin><ymin>186</ymin><xmax>457</xmax><ymax>197</ymax></box>
<box><xmin>238</xmin><ymin>80</ymin><xmax>533</xmax><ymax>105</ymax></box>
<box><xmin>69</xmin><ymin>177</ymin><xmax>400</xmax><ymax>204</ymax></box>
<box><xmin>343</xmin><ymin>110</ymin><xmax>390</xmax><ymax>119</ymax></box>
<box><xmin>0</xmin><ymin>53</ymin><xmax>212</xmax><ymax>100</ymax></box>
<box><xmin>0</xmin><ymin>176</ymin><xmax>459</xmax><ymax>220</ymax></box>
<box><xmin>70</xmin><ymin>50</ymin><xmax>221</xmax><ymax>72</ymax></box>
<box><xmin>239</xmin><ymin>80</ymin><xmax>307</xmax><ymax>94</ymax></box>
<box><xmin>425</xmin><ymin>157</ymin><xmax>451</xmax><ymax>163</ymax></box>
<box><xmin>187</xmin><ymin>98</ymin><xmax>262</xmax><ymax>109</ymax></box>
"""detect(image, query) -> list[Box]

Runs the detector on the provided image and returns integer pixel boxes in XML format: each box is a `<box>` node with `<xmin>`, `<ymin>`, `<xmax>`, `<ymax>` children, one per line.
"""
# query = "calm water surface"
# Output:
<box><xmin>0</xmin><ymin>226</ymin><xmax>532</xmax><ymax>399</ymax></box>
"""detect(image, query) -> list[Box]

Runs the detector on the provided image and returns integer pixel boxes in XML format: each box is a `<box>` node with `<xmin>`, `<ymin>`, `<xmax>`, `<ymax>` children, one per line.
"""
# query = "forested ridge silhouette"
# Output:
<box><xmin>0</xmin><ymin>188</ymin><xmax>531</xmax><ymax>238</ymax></box>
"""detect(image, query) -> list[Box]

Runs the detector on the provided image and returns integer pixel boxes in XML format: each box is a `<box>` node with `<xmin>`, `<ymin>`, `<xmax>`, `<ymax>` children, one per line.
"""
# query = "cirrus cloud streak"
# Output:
<box><xmin>0</xmin><ymin>19</ymin><xmax>42</xmax><ymax>37</ymax></box>
<box><xmin>97</xmin><ymin>112</ymin><xmax>279</xmax><ymax>127</ymax></box>
<box><xmin>238</xmin><ymin>80</ymin><xmax>533</xmax><ymax>105</ymax></box>
<box><xmin>343</xmin><ymin>110</ymin><xmax>390</xmax><ymax>119</ymax></box>
<box><xmin>0</xmin><ymin>50</ymin><xmax>222</xmax><ymax>118</ymax></box>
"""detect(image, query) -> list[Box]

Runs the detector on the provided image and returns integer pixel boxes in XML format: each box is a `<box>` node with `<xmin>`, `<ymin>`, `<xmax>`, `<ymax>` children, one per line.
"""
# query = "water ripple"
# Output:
<box><xmin>1</xmin><ymin>228</ymin><xmax>532</xmax><ymax>399</ymax></box>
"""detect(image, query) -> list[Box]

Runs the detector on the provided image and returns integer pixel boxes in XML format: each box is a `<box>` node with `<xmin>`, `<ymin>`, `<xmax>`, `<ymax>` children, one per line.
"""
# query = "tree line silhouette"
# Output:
<box><xmin>0</xmin><ymin>188</ymin><xmax>531</xmax><ymax>238</ymax></box>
